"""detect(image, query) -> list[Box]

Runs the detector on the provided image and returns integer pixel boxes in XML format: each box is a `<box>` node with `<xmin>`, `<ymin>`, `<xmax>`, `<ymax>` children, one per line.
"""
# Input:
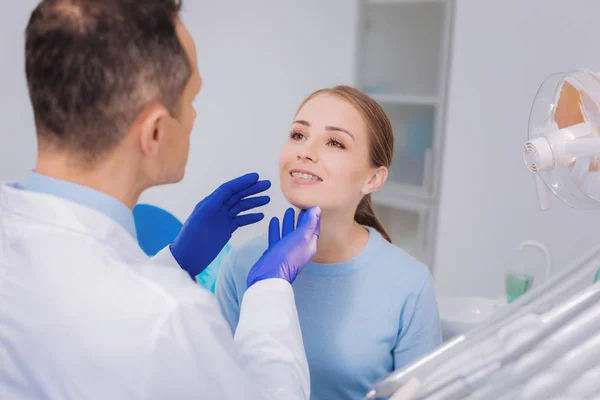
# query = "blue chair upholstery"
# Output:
<box><xmin>133</xmin><ymin>204</ymin><xmax>182</xmax><ymax>257</ymax></box>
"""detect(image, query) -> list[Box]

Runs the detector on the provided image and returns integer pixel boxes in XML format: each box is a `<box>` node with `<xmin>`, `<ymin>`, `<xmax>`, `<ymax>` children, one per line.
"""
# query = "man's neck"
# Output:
<box><xmin>35</xmin><ymin>152</ymin><xmax>147</xmax><ymax>210</ymax></box>
<box><xmin>311</xmin><ymin>208</ymin><xmax>370</xmax><ymax>265</ymax></box>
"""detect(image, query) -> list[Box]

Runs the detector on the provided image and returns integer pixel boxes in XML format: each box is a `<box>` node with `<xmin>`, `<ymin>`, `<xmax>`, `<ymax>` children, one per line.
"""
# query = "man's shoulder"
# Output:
<box><xmin>31</xmin><ymin>226</ymin><xmax>213</xmax><ymax>308</ymax></box>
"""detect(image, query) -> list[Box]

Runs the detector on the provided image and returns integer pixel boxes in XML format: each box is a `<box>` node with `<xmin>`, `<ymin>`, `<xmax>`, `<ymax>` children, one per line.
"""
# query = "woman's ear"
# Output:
<box><xmin>361</xmin><ymin>166</ymin><xmax>388</xmax><ymax>196</ymax></box>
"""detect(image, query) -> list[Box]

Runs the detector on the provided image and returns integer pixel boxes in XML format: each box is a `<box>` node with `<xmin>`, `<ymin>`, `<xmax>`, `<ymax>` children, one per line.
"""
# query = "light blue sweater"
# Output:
<box><xmin>215</xmin><ymin>227</ymin><xmax>442</xmax><ymax>400</ymax></box>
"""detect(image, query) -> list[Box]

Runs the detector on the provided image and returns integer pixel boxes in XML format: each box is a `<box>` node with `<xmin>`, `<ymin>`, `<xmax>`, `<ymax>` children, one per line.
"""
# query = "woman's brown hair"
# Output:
<box><xmin>296</xmin><ymin>86</ymin><xmax>394</xmax><ymax>243</ymax></box>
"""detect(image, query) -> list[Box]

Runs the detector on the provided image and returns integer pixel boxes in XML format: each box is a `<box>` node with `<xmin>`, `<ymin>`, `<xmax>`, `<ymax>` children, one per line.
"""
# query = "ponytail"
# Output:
<box><xmin>354</xmin><ymin>195</ymin><xmax>392</xmax><ymax>243</ymax></box>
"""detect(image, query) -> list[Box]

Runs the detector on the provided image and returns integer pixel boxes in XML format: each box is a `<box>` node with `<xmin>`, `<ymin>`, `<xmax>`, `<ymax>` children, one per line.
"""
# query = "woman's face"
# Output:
<box><xmin>279</xmin><ymin>93</ymin><xmax>380</xmax><ymax>213</ymax></box>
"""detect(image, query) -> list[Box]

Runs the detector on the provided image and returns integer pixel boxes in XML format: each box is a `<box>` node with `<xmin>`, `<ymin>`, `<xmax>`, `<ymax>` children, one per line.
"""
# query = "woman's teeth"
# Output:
<box><xmin>291</xmin><ymin>172</ymin><xmax>321</xmax><ymax>181</ymax></box>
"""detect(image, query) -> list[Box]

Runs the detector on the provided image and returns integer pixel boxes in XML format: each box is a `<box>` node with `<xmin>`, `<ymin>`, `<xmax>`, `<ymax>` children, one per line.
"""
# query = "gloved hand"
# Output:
<box><xmin>170</xmin><ymin>172</ymin><xmax>271</xmax><ymax>278</ymax></box>
<box><xmin>247</xmin><ymin>206</ymin><xmax>321</xmax><ymax>287</ymax></box>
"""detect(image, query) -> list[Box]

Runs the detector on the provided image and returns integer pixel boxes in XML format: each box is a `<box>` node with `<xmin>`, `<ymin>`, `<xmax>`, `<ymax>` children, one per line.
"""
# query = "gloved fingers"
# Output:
<box><xmin>268</xmin><ymin>217</ymin><xmax>281</xmax><ymax>248</ymax></box>
<box><xmin>225</xmin><ymin>180</ymin><xmax>271</xmax><ymax>208</ymax></box>
<box><xmin>228</xmin><ymin>196</ymin><xmax>270</xmax><ymax>217</ymax></box>
<box><xmin>282</xmin><ymin>208</ymin><xmax>296</xmax><ymax>237</ymax></box>
<box><xmin>298</xmin><ymin>210</ymin><xmax>306</xmax><ymax>226</ymax></box>
<box><xmin>233</xmin><ymin>213</ymin><xmax>265</xmax><ymax>229</ymax></box>
<box><xmin>213</xmin><ymin>172</ymin><xmax>260</xmax><ymax>205</ymax></box>
<box><xmin>236</xmin><ymin>180</ymin><xmax>272</xmax><ymax>201</ymax></box>
<box><xmin>298</xmin><ymin>206</ymin><xmax>321</xmax><ymax>238</ymax></box>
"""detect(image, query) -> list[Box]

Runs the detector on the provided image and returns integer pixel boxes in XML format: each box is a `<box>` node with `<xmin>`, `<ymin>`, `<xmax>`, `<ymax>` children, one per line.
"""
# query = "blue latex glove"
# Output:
<box><xmin>247</xmin><ymin>206</ymin><xmax>321</xmax><ymax>287</ymax></box>
<box><xmin>171</xmin><ymin>172</ymin><xmax>271</xmax><ymax>278</ymax></box>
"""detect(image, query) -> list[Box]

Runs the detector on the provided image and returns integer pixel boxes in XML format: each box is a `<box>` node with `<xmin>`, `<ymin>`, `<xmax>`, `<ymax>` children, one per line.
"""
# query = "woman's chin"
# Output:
<box><xmin>290</xmin><ymin>201</ymin><xmax>316</xmax><ymax>211</ymax></box>
<box><xmin>284</xmin><ymin>193</ymin><xmax>319</xmax><ymax>211</ymax></box>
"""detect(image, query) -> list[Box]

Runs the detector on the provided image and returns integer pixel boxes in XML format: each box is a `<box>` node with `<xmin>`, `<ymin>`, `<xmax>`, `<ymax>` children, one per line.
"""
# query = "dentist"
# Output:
<box><xmin>0</xmin><ymin>1</ymin><xmax>320</xmax><ymax>399</ymax></box>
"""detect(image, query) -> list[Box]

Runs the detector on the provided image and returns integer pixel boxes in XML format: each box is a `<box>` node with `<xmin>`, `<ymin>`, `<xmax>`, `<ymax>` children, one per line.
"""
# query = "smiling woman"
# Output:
<box><xmin>216</xmin><ymin>85</ymin><xmax>442</xmax><ymax>400</ymax></box>
<box><xmin>280</xmin><ymin>86</ymin><xmax>393</xmax><ymax>245</ymax></box>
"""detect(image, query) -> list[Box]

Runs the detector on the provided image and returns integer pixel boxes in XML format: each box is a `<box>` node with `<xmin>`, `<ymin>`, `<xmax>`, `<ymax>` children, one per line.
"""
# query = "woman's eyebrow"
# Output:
<box><xmin>292</xmin><ymin>120</ymin><xmax>355</xmax><ymax>140</ymax></box>
<box><xmin>292</xmin><ymin>119</ymin><xmax>310</xmax><ymax>127</ymax></box>
<box><xmin>326</xmin><ymin>125</ymin><xmax>355</xmax><ymax>140</ymax></box>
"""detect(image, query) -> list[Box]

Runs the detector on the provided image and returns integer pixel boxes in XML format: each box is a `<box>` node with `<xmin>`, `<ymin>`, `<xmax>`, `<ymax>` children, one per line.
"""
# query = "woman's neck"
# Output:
<box><xmin>310</xmin><ymin>209</ymin><xmax>370</xmax><ymax>264</ymax></box>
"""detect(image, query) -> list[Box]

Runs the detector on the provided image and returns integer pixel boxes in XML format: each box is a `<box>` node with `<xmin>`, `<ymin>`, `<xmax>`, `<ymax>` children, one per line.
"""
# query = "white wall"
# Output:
<box><xmin>0</xmin><ymin>1</ymin><xmax>359</xmax><ymax>245</ymax></box>
<box><xmin>434</xmin><ymin>0</ymin><xmax>600</xmax><ymax>297</ymax></box>
<box><xmin>0</xmin><ymin>0</ymin><xmax>38</xmax><ymax>183</ymax></box>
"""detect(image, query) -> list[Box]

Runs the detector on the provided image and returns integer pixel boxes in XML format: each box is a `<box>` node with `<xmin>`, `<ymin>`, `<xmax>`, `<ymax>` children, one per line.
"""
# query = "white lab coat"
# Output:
<box><xmin>0</xmin><ymin>182</ymin><xmax>310</xmax><ymax>399</ymax></box>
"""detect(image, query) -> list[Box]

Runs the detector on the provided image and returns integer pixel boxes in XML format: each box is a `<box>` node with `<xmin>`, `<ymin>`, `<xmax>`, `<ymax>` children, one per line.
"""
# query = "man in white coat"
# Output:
<box><xmin>0</xmin><ymin>0</ymin><xmax>321</xmax><ymax>399</ymax></box>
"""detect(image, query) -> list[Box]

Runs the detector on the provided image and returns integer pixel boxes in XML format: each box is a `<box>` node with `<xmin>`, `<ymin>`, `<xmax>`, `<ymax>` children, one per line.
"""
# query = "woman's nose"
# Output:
<box><xmin>297</xmin><ymin>143</ymin><xmax>319</xmax><ymax>163</ymax></box>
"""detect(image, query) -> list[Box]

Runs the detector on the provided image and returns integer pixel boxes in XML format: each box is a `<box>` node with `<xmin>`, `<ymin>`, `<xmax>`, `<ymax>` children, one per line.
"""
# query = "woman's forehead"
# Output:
<box><xmin>296</xmin><ymin>94</ymin><xmax>366</xmax><ymax>133</ymax></box>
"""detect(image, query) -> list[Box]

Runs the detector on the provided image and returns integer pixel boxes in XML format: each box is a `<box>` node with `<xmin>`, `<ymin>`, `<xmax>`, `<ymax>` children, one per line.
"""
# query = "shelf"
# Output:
<box><xmin>372</xmin><ymin>182</ymin><xmax>435</xmax><ymax>212</ymax></box>
<box><xmin>360</xmin><ymin>1</ymin><xmax>445</xmax><ymax>97</ymax></box>
<box><xmin>357</xmin><ymin>0</ymin><xmax>452</xmax><ymax>269</ymax></box>
<box><xmin>369</xmin><ymin>93</ymin><xmax>439</xmax><ymax>106</ymax></box>
<box><xmin>372</xmin><ymin>203</ymin><xmax>428</xmax><ymax>263</ymax></box>
<box><xmin>375</xmin><ymin>103</ymin><xmax>435</xmax><ymax>188</ymax></box>
<box><xmin>368</xmin><ymin>0</ymin><xmax>446</xmax><ymax>4</ymax></box>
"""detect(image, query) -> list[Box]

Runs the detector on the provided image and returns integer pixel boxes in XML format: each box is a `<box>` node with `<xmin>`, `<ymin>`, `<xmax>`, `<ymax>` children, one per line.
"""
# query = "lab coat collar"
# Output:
<box><xmin>0</xmin><ymin>182</ymin><xmax>140</xmax><ymax>258</ymax></box>
<box><xmin>23</xmin><ymin>171</ymin><xmax>137</xmax><ymax>239</ymax></box>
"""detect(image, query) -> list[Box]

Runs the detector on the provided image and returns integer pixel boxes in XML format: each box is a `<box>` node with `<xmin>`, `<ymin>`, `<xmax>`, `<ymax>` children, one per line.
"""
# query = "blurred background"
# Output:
<box><xmin>2</xmin><ymin>0</ymin><xmax>600</xmax><ymax>300</ymax></box>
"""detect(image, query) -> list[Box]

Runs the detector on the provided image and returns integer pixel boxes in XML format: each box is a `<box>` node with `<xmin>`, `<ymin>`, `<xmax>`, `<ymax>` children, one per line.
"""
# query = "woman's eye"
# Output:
<box><xmin>290</xmin><ymin>131</ymin><xmax>305</xmax><ymax>141</ymax></box>
<box><xmin>328</xmin><ymin>138</ymin><xmax>345</xmax><ymax>149</ymax></box>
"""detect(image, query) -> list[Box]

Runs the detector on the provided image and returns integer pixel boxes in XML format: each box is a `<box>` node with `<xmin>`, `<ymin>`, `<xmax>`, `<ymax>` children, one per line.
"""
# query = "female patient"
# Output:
<box><xmin>216</xmin><ymin>86</ymin><xmax>441</xmax><ymax>400</ymax></box>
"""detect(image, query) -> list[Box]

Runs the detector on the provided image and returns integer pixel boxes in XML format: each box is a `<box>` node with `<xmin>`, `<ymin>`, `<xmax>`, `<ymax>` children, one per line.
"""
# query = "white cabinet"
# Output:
<box><xmin>355</xmin><ymin>0</ymin><xmax>453</xmax><ymax>267</ymax></box>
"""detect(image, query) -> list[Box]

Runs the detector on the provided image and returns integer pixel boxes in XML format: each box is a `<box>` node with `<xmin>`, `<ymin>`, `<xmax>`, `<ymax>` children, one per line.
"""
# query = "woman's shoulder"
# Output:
<box><xmin>369</xmin><ymin>229</ymin><xmax>432</xmax><ymax>286</ymax></box>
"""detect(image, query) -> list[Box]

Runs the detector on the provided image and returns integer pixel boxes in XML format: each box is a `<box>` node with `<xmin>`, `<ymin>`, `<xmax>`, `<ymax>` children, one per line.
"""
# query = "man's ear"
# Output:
<box><xmin>131</xmin><ymin>102</ymin><xmax>170</xmax><ymax>157</ymax></box>
<box><xmin>361</xmin><ymin>166</ymin><xmax>388</xmax><ymax>196</ymax></box>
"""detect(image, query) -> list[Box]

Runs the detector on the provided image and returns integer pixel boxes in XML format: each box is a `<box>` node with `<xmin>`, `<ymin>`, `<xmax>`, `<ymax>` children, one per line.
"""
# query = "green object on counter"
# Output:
<box><xmin>506</xmin><ymin>273</ymin><xmax>534</xmax><ymax>303</ymax></box>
